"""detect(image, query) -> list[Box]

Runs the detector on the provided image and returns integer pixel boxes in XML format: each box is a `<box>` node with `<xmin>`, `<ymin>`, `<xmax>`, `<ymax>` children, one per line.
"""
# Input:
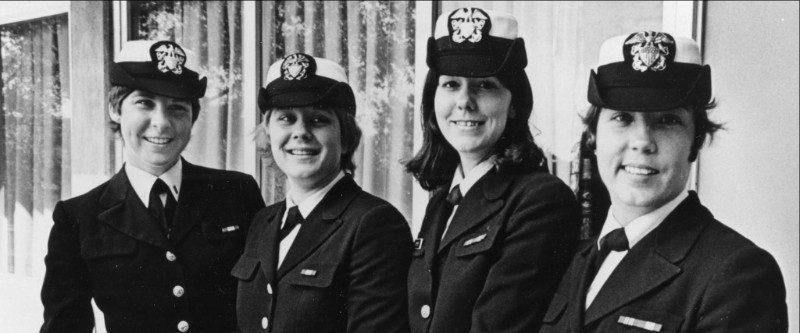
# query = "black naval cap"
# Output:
<box><xmin>258</xmin><ymin>53</ymin><xmax>356</xmax><ymax>115</ymax></box>
<box><xmin>109</xmin><ymin>40</ymin><xmax>207</xmax><ymax>99</ymax></box>
<box><xmin>588</xmin><ymin>31</ymin><xmax>712</xmax><ymax>111</ymax></box>
<box><xmin>427</xmin><ymin>7</ymin><xmax>527</xmax><ymax>77</ymax></box>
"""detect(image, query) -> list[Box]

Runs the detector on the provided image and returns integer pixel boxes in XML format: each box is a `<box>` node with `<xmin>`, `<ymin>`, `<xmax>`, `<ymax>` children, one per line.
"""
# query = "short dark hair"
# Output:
<box><xmin>582</xmin><ymin>100</ymin><xmax>724</xmax><ymax>162</ymax></box>
<box><xmin>107</xmin><ymin>85</ymin><xmax>202</xmax><ymax>134</ymax></box>
<box><xmin>404</xmin><ymin>69</ymin><xmax>548</xmax><ymax>191</ymax></box>
<box><xmin>256</xmin><ymin>106</ymin><xmax>362</xmax><ymax>174</ymax></box>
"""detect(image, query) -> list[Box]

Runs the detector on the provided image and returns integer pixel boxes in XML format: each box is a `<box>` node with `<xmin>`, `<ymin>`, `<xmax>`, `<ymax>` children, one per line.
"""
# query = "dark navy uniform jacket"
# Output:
<box><xmin>233</xmin><ymin>175</ymin><xmax>412</xmax><ymax>333</ymax></box>
<box><xmin>408</xmin><ymin>169</ymin><xmax>581</xmax><ymax>333</ymax></box>
<box><xmin>540</xmin><ymin>192</ymin><xmax>788</xmax><ymax>333</ymax></box>
<box><xmin>41</xmin><ymin>161</ymin><xmax>265</xmax><ymax>333</ymax></box>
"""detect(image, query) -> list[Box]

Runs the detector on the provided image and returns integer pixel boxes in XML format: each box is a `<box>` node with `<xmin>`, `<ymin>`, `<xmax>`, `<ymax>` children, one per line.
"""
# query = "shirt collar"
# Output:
<box><xmin>287</xmin><ymin>171</ymin><xmax>346</xmax><ymax>218</ymax></box>
<box><xmin>125</xmin><ymin>159</ymin><xmax>183</xmax><ymax>207</ymax></box>
<box><xmin>449</xmin><ymin>157</ymin><xmax>495</xmax><ymax>199</ymax></box>
<box><xmin>597</xmin><ymin>190</ymin><xmax>689</xmax><ymax>250</ymax></box>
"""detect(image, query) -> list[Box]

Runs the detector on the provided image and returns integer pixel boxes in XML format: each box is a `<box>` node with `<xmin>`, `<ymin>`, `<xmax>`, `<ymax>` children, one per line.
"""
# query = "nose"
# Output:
<box><xmin>629</xmin><ymin>122</ymin><xmax>657</xmax><ymax>154</ymax></box>
<box><xmin>150</xmin><ymin>103</ymin><xmax>171</xmax><ymax>129</ymax></box>
<box><xmin>291</xmin><ymin>118</ymin><xmax>312</xmax><ymax>140</ymax></box>
<box><xmin>456</xmin><ymin>87</ymin><xmax>476</xmax><ymax>112</ymax></box>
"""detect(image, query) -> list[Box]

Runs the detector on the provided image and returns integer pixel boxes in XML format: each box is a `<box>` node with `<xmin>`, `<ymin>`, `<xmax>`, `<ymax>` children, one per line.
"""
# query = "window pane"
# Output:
<box><xmin>260</xmin><ymin>1</ymin><xmax>416</xmax><ymax>221</ymax></box>
<box><xmin>441</xmin><ymin>1</ymin><xmax>663</xmax><ymax>177</ymax></box>
<box><xmin>0</xmin><ymin>13</ymin><xmax>69</xmax><ymax>278</ymax></box>
<box><xmin>128</xmin><ymin>1</ymin><xmax>247</xmax><ymax>172</ymax></box>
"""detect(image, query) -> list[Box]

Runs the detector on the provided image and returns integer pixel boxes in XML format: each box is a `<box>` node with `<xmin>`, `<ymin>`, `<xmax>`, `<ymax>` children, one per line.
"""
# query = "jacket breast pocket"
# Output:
<box><xmin>286</xmin><ymin>262</ymin><xmax>338</xmax><ymax>288</ymax></box>
<box><xmin>80</xmin><ymin>234</ymin><xmax>137</xmax><ymax>260</ymax></box>
<box><xmin>613</xmin><ymin>307</ymin><xmax>683</xmax><ymax>333</ymax></box>
<box><xmin>454</xmin><ymin>224</ymin><xmax>501</xmax><ymax>257</ymax></box>
<box><xmin>231</xmin><ymin>255</ymin><xmax>261</xmax><ymax>281</ymax></box>
<box><xmin>203</xmin><ymin>222</ymin><xmax>243</xmax><ymax>240</ymax></box>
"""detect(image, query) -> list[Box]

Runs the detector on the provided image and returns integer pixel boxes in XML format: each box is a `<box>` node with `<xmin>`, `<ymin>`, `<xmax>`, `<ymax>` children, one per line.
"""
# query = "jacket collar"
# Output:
<box><xmin>97</xmin><ymin>159</ymin><xmax>212</xmax><ymax>248</ymax></box>
<box><xmin>438</xmin><ymin>169</ymin><xmax>510</xmax><ymax>252</ymax></box>
<box><xmin>583</xmin><ymin>191</ymin><xmax>712</xmax><ymax>326</ymax></box>
<box><xmin>276</xmin><ymin>175</ymin><xmax>360</xmax><ymax>279</ymax></box>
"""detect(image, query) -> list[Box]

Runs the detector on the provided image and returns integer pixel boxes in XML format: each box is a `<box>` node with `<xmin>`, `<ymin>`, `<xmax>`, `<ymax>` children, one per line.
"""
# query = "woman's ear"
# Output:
<box><xmin>108</xmin><ymin>104</ymin><xmax>121</xmax><ymax>122</ymax></box>
<box><xmin>254</xmin><ymin>117</ymin><xmax>272</xmax><ymax>158</ymax></box>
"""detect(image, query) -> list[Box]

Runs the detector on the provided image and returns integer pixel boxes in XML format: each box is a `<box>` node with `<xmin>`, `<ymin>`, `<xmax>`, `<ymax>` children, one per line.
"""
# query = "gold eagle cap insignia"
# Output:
<box><xmin>625</xmin><ymin>31</ymin><xmax>674</xmax><ymax>72</ymax></box>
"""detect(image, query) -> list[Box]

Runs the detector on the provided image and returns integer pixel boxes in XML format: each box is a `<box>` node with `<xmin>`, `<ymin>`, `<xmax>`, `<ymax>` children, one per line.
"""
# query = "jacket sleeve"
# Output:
<box><xmin>346</xmin><ymin>203</ymin><xmax>413</xmax><ymax>333</ymax></box>
<box><xmin>238</xmin><ymin>176</ymin><xmax>267</xmax><ymax>233</ymax></box>
<box><xmin>696</xmin><ymin>245</ymin><xmax>788</xmax><ymax>332</ymax></box>
<box><xmin>40</xmin><ymin>201</ymin><xmax>95</xmax><ymax>333</ymax></box>
<box><xmin>470</xmin><ymin>180</ymin><xmax>581</xmax><ymax>333</ymax></box>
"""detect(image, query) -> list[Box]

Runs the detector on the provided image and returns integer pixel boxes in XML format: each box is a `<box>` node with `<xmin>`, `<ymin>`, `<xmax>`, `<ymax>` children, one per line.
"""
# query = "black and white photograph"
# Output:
<box><xmin>1</xmin><ymin>1</ymin><xmax>797</xmax><ymax>332</ymax></box>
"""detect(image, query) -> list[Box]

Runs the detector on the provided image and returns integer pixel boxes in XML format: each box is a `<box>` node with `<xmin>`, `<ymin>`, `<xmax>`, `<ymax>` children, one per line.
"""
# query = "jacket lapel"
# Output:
<box><xmin>170</xmin><ymin>161</ymin><xmax>212</xmax><ymax>245</ymax></box>
<box><xmin>258</xmin><ymin>206</ymin><xmax>283</xmax><ymax>285</ymax></box>
<box><xmin>97</xmin><ymin>168</ymin><xmax>171</xmax><ymax>249</ymax></box>
<box><xmin>276</xmin><ymin>176</ymin><xmax>359</xmax><ymax>279</ymax></box>
<box><xmin>583</xmin><ymin>192</ymin><xmax>711</xmax><ymax>326</ymax></box>
<box><xmin>565</xmin><ymin>240</ymin><xmax>597</xmax><ymax>333</ymax></box>
<box><xmin>418</xmin><ymin>189</ymin><xmax>449</xmax><ymax>271</ymax></box>
<box><xmin>438</xmin><ymin>170</ymin><xmax>508</xmax><ymax>253</ymax></box>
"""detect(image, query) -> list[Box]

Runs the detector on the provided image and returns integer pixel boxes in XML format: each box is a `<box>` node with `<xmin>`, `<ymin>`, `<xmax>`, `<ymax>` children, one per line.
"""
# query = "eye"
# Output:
<box><xmin>609</xmin><ymin>112</ymin><xmax>634</xmax><ymax>124</ymax></box>
<box><xmin>659</xmin><ymin>114</ymin><xmax>684</xmax><ymax>126</ymax></box>
<box><xmin>477</xmin><ymin>81</ymin><xmax>498</xmax><ymax>90</ymax></box>
<box><xmin>272</xmin><ymin>112</ymin><xmax>295</xmax><ymax>123</ymax></box>
<box><xmin>440</xmin><ymin>80</ymin><xmax>460</xmax><ymax>89</ymax></box>
<box><xmin>309</xmin><ymin>114</ymin><xmax>333</xmax><ymax>126</ymax></box>
<box><xmin>134</xmin><ymin>98</ymin><xmax>155</xmax><ymax>108</ymax></box>
<box><xmin>169</xmin><ymin>104</ymin><xmax>190</xmax><ymax>113</ymax></box>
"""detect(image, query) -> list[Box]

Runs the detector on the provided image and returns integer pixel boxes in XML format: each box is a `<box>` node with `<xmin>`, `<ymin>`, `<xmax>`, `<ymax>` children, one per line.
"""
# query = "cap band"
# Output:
<box><xmin>110</xmin><ymin>40</ymin><xmax>206</xmax><ymax>99</ymax></box>
<box><xmin>587</xmin><ymin>31</ymin><xmax>711</xmax><ymax>111</ymax></box>
<box><xmin>259</xmin><ymin>53</ymin><xmax>355</xmax><ymax>114</ymax></box>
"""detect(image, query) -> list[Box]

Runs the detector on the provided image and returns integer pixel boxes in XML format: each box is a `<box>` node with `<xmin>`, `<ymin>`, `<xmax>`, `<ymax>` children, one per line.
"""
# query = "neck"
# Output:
<box><xmin>288</xmin><ymin>169</ymin><xmax>340</xmax><ymax>204</ymax></box>
<box><xmin>610</xmin><ymin>205</ymin><xmax>656</xmax><ymax>227</ymax></box>
<box><xmin>458</xmin><ymin>153</ymin><xmax>490</xmax><ymax>175</ymax></box>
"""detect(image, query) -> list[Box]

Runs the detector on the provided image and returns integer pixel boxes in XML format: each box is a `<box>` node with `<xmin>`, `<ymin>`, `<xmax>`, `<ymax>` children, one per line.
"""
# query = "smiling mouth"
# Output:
<box><xmin>451</xmin><ymin>120</ymin><xmax>484</xmax><ymax>128</ymax></box>
<box><xmin>623</xmin><ymin>165</ymin><xmax>659</xmax><ymax>176</ymax></box>
<box><xmin>144</xmin><ymin>137</ymin><xmax>173</xmax><ymax>145</ymax></box>
<box><xmin>287</xmin><ymin>149</ymin><xmax>320</xmax><ymax>156</ymax></box>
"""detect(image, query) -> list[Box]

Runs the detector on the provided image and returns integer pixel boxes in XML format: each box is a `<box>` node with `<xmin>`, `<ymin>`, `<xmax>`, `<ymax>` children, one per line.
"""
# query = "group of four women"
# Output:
<box><xmin>41</xmin><ymin>6</ymin><xmax>787</xmax><ymax>333</ymax></box>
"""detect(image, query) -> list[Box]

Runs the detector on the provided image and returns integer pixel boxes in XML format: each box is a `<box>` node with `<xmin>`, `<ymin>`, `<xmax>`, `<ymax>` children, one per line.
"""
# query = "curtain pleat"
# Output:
<box><xmin>133</xmin><ymin>1</ymin><xmax>244</xmax><ymax>172</ymax></box>
<box><xmin>261</xmin><ymin>1</ymin><xmax>415</xmax><ymax>221</ymax></box>
<box><xmin>1</xmin><ymin>15</ymin><xmax>68</xmax><ymax>276</ymax></box>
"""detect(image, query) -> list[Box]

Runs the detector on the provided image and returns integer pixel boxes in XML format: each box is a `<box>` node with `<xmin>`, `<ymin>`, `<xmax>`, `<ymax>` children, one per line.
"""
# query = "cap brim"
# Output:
<box><xmin>109</xmin><ymin>62</ymin><xmax>207</xmax><ymax>99</ymax></box>
<box><xmin>259</xmin><ymin>77</ymin><xmax>355</xmax><ymax>114</ymax></box>
<box><xmin>427</xmin><ymin>37</ymin><xmax>527</xmax><ymax>77</ymax></box>
<box><xmin>588</xmin><ymin>64</ymin><xmax>711</xmax><ymax>111</ymax></box>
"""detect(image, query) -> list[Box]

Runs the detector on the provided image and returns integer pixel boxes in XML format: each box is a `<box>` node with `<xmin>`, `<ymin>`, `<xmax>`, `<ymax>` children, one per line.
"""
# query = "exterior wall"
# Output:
<box><xmin>700</xmin><ymin>2</ymin><xmax>799</xmax><ymax>331</ymax></box>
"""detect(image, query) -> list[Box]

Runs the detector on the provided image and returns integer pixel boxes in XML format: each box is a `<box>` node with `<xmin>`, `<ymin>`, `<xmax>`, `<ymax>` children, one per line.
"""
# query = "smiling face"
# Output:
<box><xmin>268</xmin><ymin>106</ymin><xmax>343</xmax><ymax>192</ymax></box>
<box><xmin>434</xmin><ymin>75</ymin><xmax>512</xmax><ymax>169</ymax></box>
<box><xmin>595</xmin><ymin>107</ymin><xmax>695</xmax><ymax>224</ymax></box>
<box><xmin>110</xmin><ymin>90</ymin><xmax>193</xmax><ymax>176</ymax></box>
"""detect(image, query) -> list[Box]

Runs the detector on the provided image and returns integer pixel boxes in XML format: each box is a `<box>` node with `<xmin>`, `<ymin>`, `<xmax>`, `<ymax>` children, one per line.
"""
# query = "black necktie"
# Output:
<box><xmin>590</xmin><ymin>228</ymin><xmax>629</xmax><ymax>278</ymax></box>
<box><xmin>436</xmin><ymin>185</ymin><xmax>463</xmax><ymax>240</ymax></box>
<box><xmin>149</xmin><ymin>178</ymin><xmax>176</xmax><ymax>236</ymax></box>
<box><xmin>446</xmin><ymin>185</ymin><xmax>463</xmax><ymax>206</ymax></box>
<box><xmin>280</xmin><ymin>206</ymin><xmax>303</xmax><ymax>241</ymax></box>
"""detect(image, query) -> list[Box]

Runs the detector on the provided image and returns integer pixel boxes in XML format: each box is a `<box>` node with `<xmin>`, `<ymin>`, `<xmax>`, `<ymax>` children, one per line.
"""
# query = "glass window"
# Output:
<box><xmin>1</xmin><ymin>13</ymin><xmax>69</xmax><ymax>278</ymax></box>
<box><xmin>260</xmin><ymin>1</ymin><xmax>416</xmax><ymax>220</ymax></box>
<box><xmin>0</xmin><ymin>13</ymin><xmax>69</xmax><ymax>332</ymax></box>
<box><xmin>127</xmin><ymin>1</ymin><xmax>248</xmax><ymax>173</ymax></box>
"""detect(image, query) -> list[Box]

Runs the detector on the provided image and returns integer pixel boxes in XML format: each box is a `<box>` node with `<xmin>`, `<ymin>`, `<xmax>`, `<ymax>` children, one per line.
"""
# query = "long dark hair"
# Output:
<box><xmin>404</xmin><ymin>69</ymin><xmax>548</xmax><ymax>191</ymax></box>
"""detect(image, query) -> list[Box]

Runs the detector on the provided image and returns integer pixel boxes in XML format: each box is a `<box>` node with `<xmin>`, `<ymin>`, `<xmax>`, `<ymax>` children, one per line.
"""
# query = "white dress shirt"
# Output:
<box><xmin>126</xmin><ymin>159</ymin><xmax>182</xmax><ymax>208</ymax></box>
<box><xmin>441</xmin><ymin>158</ymin><xmax>495</xmax><ymax>240</ymax></box>
<box><xmin>584</xmin><ymin>191</ymin><xmax>689</xmax><ymax>309</ymax></box>
<box><xmin>278</xmin><ymin>171</ymin><xmax>345</xmax><ymax>268</ymax></box>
